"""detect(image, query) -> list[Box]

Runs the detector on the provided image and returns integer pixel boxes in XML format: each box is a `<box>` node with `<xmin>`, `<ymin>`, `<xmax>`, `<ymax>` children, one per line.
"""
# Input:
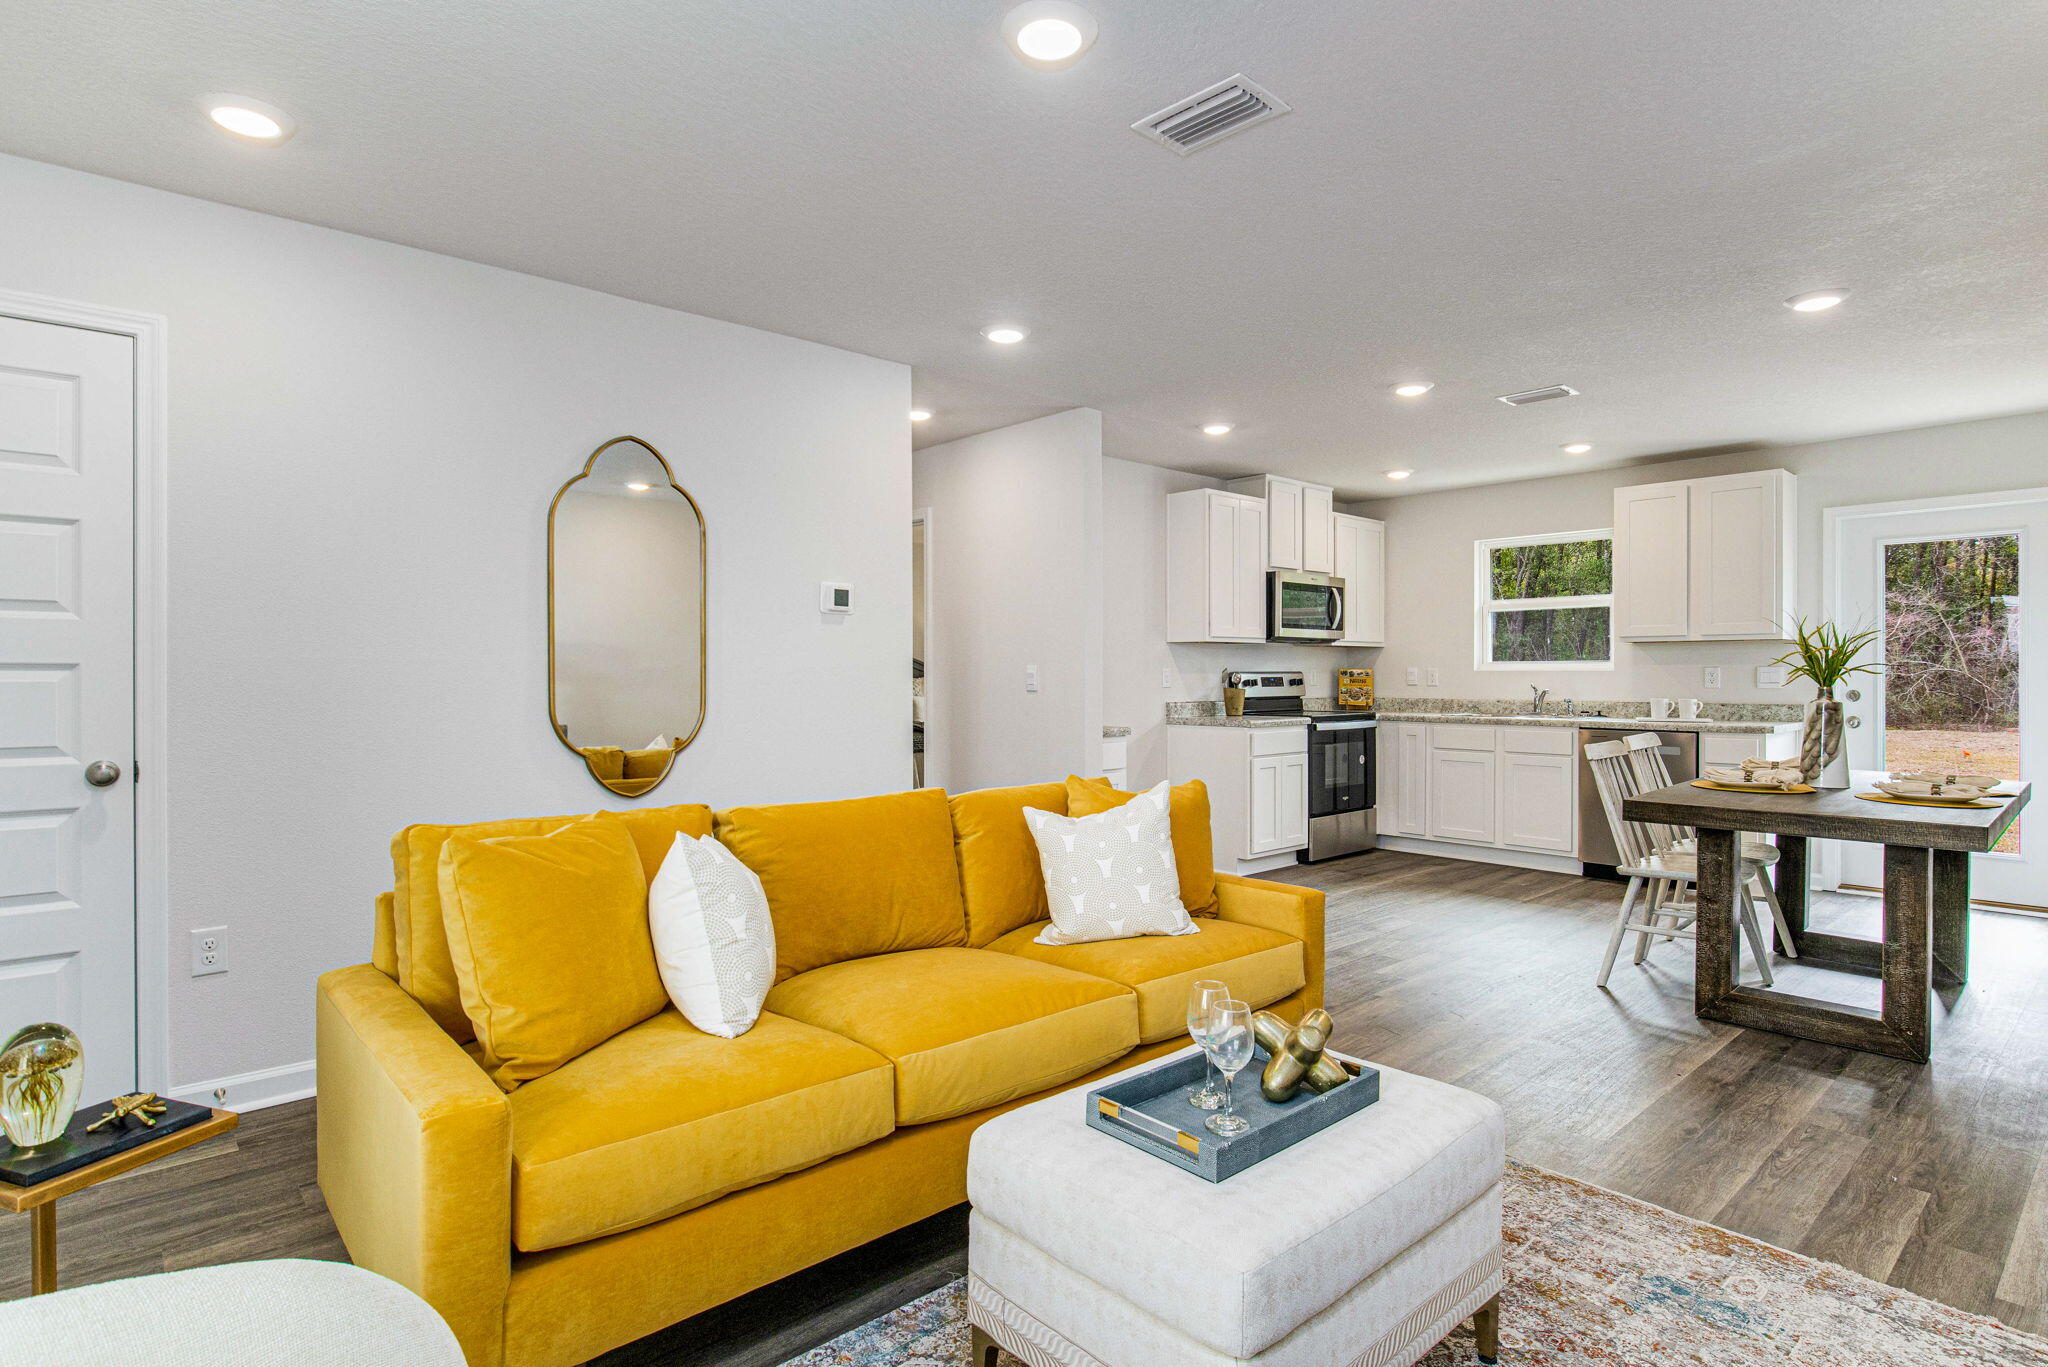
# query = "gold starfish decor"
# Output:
<box><xmin>86</xmin><ymin>1092</ymin><xmax>168</xmax><ymax>1133</ymax></box>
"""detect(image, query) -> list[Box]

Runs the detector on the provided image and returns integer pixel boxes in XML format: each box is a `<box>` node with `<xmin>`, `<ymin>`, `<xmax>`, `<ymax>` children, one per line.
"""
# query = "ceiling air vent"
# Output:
<box><xmin>1133</xmin><ymin>75</ymin><xmax>1291</xmax><ymax>154</ymax></box>
<box><xmin>1496</xmin><ymin>385</ymin><xmax>1580</xmax><ymax>406</ymax></box>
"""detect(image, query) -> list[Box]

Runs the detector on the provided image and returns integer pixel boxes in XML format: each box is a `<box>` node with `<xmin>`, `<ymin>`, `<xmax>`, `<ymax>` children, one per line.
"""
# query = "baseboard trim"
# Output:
<box><xmin>1376</xmin><ymin>836</ymin><xmax>1583</xmax><ymax>876</ymax></box>
<box><xmin>1236</xmin><ymin>851</ymin><xmax>1306</xmax><ymax>875</ymax></box>
<box><xmin>168</xmin><ymin>1060</ymin><xmax>315</xmax><ymax>1113</ymax></box>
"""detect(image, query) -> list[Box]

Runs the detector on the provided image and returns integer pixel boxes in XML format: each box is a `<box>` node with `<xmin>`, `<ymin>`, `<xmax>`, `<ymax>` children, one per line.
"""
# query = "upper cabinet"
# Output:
<box><xmin>1331</xmin><ymin>512</ymin><xmax>1386</xmax><ymax>646</ymax></box>
<box><xmin>1613</xmin><ymin>469</ymin><xmax>1796</xmax><ymax>641</ymax></box>
<box><xmin>1227</xmin><ymin>475</ymin><xmax>1335</xmax><ymax>572</ymax></box>
<box><xmin>1167</xmin><ymin>488</ymin><xmax>1268</xmax><ymax>643</ymax></box>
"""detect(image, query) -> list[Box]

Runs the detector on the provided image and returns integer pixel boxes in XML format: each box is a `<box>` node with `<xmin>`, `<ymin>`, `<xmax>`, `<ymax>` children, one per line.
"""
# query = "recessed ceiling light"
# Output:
<box><xmin>1385</xmin><ymin>469</ymin><xmax>1413</xmax><ymax>480</ymax></box>
<box><xmin>200</xmin><ymin>94</ymin><xmax>295</xmax><ymax>143</ymax></box>
<box><xmin>909</xmin><ymin>409</ymin><xmax>933</xmax><ymax>422</ymax></box>
<box><xmin>1391</xmin><ymin>382</ymin><xmax>1434</xmax><ymax>398</ymax></box>
<box><xmin>981</xmin><ymin>325</ymin><xmax>1028</xmax><ymax>345</ymax></box>
<box><xmin>1785</xmin><ymin>289</ymin><xmax>1848</xmax><ymax>312</ymax></box>
<box><xmin>1003</xmin><ymin>2</ymin><xmax>1097</xmax><ymax>68</ymax></box>
<box><xmin>1561</xmin><ymin>443</ymin><xmax>1593</xmax><ymax>455</ymax></box>
<box><xmin>1202</xmin><ymin>423</ymin><xmax>1234</xmax><ymax>436</ymax></box>
<box><xmin>625</xmin><ymin>482</ymin><xmax>652</xmax><ymax>492</ymax></box>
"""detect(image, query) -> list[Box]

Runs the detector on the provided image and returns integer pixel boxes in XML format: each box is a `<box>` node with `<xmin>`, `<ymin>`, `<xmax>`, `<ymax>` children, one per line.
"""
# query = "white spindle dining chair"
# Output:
<box><xmin>1584</xmin><ymin>735</ymin><xmax>1784</xmax><ymax>988</ymax></box>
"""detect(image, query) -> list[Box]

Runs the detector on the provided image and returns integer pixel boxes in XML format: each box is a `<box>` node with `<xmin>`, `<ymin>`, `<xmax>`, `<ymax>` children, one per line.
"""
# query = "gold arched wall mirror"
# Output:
<box><xmin>549</xmin><ymin>436</ymin><xmax>707</xmax><ymax>797</ymax></box>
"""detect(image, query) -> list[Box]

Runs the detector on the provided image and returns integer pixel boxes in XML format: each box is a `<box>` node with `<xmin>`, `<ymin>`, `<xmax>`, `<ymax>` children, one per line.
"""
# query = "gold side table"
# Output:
<box><xmin>0</xmin><ymin>1107</ymin><xmax>238</xmax><ymax>1294</ymax></box>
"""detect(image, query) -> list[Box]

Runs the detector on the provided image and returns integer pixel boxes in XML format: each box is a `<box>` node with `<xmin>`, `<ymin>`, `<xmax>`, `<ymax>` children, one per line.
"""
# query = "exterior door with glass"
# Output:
<box><xmin>1829</xmin><ymin>491</ymin><xmax>2045</xmax><ymax>908</ymax></box>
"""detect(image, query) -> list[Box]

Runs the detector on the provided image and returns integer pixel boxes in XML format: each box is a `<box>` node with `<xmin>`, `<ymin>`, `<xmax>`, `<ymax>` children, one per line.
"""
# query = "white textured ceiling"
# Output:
<box><xmin>5</xmin><ymin>0</ymin><xmax>2047</xmax><ymax>496</ymax></box>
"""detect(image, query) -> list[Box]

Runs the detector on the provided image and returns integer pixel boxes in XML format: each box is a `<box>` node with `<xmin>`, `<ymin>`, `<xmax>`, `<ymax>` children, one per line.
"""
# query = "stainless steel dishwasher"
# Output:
<box><xmin>1576</xmin><ymin>727</ymin><xmax>1699</xmax><ymax>874</ymax></box>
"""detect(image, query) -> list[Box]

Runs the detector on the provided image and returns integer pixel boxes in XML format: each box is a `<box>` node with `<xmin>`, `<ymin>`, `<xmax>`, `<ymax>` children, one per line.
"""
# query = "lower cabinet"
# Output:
<box><xmin>1167</xmin><ymin>723</ymin><xmax>1310</xmax><ymax>868</ymax></box>
<box><xmin>1391</xmin><ymin>723</ymin><xmax>1579</xmax><ymax>858</ymax></box>
<box><xmin>1427</xmin><ymin>748</ymin><xmax>1496</xmax><ymax>844</ymax></box>
<box><xmin>1249</xmin><ymin>751</ymin><xmax>1309</xmax><ymax>855</ymax></box>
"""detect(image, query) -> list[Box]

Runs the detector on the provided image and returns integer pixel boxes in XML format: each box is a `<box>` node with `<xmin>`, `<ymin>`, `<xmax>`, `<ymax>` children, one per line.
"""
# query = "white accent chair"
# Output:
<box><xmin>0</xmin><ymin>1259</ymin><xmax>465</xmax><ymax>1365</ymax></box>
<box><xmin>1585</xmin><ymin>733</ymin><xmax>1798</xmax><ymax>989</ymax></box>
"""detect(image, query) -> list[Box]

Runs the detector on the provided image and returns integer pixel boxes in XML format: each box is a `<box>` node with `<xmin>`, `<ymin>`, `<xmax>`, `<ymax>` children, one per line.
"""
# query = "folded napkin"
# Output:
<box><xmin>1877</xmin><ymin>778</ymin><xmax>1993</xmax><ymax>800</ymax></box>
<box><xmin>1703</xmin><ymin>758</ymin><xmax>1805</xmax><ymax>787</ymax></box>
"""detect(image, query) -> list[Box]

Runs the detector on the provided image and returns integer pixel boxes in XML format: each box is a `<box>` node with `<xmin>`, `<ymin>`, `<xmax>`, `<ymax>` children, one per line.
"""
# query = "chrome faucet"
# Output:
<box><xmin>1529</xmin><ymin>686</ymin><xmax>1549</xmax><ymax>716</ymax></box>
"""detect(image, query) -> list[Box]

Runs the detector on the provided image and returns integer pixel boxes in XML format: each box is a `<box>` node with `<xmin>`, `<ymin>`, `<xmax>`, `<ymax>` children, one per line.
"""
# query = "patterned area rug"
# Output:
<box><xmin>782</xmin><ymin>1160</ymin><xmax>2048</xmax><ymax>1365</ymax></box>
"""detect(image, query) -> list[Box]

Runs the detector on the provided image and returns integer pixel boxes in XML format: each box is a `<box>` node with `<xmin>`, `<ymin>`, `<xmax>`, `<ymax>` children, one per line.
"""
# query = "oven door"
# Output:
<box><xmin>1269</xmin><ymin>572</ymin><xmax>1345</xmax><ymax>640</ymax></box>
<box><xmin>1307</xmin><ymin>720</ymin><xmax>1376</xmax><ymax>818</ymax></box>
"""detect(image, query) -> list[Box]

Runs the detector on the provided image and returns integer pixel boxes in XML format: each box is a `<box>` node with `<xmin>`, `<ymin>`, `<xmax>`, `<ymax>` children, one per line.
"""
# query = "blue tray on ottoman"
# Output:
<box><xmin>1086</xmin><ymin>1046</ymin><xmax>1380</xmax><ymax>1182</ymax></box>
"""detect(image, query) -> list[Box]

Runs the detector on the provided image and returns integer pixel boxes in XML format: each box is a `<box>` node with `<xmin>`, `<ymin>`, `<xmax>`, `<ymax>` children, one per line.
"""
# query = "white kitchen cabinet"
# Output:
<box><xmin>1167</xmin><ymin>723</ymin><xmax>1310</xmax><ymax>869</ymax></box>
<box><xmin>1427</xmin><ymin>748</ymin><xmax>1497</xmax><ymax>845</ymax></box>
<box><xmin>1249</xmin><ymin>752</ymin><xmax>1310</xmax><ymax>854</ymax></box>
<box><xmin>1167</xmin><ymin>489</ymin><xmax>1267</xmax><ymax>643</ymax></box>
<box><xmin>1228</xmin><ymin>475</ymin><xmax>1336</xmax><ymax>573</ymax></box>
<box><xmin>1391</xmin><ymin>722</ymin><xmax>1428</xmax><ymax>836</ymax></box>
<box><xmin>1498</xmin><ymin>751</ymin><xmax>1575</xmax><ymax>852</ymax></box>
<box><xmin>1331</xmin><ymin>512</ymin><xmax>1386</xmax><ymax>646</ymax></box>
<box><xmin>1614</xmin><ymin>469</ymin><xmax>1795</xmax><ymax>641</ymax></box>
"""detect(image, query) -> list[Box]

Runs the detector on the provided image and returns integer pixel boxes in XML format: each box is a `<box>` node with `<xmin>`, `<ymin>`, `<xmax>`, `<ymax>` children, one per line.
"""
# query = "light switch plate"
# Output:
<box><xmin>1756</xmin><ymin>664</ymin><xmax>1791</xmax><ymax>688</ymax></box>
<box><xmin>1703</xmin><ymin>666</ymin><xmax>1724</xmax><ymax>689</ymax></box>
<box><xmin>1024</xmin><ymin>665</ymin><xmax>1039</xmax><ymax>693</ymax></box>
<box><xmin>1405</xmin><ymin>667</ymin><xmax>1420</xmax><ymax>686</ymax></box>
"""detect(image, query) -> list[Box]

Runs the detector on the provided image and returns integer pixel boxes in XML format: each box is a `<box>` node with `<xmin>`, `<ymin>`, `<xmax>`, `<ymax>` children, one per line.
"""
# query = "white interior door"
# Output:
<box><xmin>1831</xmin><ymin>491</ymin><xmax>2045</xmax><ymax>908</ymax></box>
<box><xmin>0</xmin><ymin>314</ymin><xmax>136</xmax><ymax>1101</ymax></box>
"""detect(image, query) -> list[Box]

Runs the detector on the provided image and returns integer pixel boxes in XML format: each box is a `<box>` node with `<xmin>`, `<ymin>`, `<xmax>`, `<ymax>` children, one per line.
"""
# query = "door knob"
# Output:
<box><xmin>84</xmin><ymin>760</ymin><xmax>122</xmax><ymax>788</ymax></box>
<box><xmin>1846</xmin><ymin>716</ymin><xmax>1862</xmax><ymax>729</ymax></box>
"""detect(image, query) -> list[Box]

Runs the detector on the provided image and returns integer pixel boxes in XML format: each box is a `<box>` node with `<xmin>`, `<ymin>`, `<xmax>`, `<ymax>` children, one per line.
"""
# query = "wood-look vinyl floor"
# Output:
<box><xmin>3</xmin><ymin>849</ymin><xmax>2044</xmax><ymax>1361</ymax></box>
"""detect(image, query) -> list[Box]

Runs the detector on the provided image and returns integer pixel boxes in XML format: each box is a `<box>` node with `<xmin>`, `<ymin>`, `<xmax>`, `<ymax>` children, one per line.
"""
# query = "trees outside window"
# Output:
<box><xmin>1475</xmin><ymin>531</ymin><xmax>1614</xmax><ymax>668</ymax></box>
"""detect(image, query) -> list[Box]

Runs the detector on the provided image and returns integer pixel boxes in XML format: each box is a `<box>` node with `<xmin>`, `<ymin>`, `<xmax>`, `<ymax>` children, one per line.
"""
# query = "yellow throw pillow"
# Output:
<box><xmin>438</xmin><ymin>813</ymin><xmax>667</xmax><ymax>1090</ymax></box>
<box><xmin>1066</xmin><ymin>775</ymin><xmax>1219</xmax><ymax>915</ymax></box>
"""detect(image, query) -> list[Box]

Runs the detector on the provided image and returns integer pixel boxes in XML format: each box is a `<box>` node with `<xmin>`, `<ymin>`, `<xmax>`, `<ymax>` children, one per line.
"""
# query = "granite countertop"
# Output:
<box><xmin>1103</xmin><ymin>725</ymin><xmax>1132</xmax><ymax>738</ymax></box>
<box><xmin>1166</xmin><ymin>713</ymin><xmax>1311</xmax><ymax>729</ymax></box>
<box><xmin>1375</xmin><ymin>711</ymin><xmax>1800</xmax><ymax>735</ymax></box>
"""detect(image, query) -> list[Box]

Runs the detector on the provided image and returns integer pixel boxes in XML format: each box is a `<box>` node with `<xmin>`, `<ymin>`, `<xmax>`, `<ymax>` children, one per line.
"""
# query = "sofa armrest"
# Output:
<box><xmin>317</xmin><ymin>963</ymin><xmax>510</xmax><ymax>1367</ymax></box>
<box><xmin>1212</xmin><ymin>873</ymin><xmax>1325</xmax><ymax>1010</ymax></box>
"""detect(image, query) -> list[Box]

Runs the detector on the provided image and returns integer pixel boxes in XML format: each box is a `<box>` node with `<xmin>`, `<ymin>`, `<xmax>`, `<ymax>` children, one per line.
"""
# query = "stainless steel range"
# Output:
<box><xmin>1222</xmin><ymin>671</ymin><xmax>1377</xmax><ymax>862</ymax></box>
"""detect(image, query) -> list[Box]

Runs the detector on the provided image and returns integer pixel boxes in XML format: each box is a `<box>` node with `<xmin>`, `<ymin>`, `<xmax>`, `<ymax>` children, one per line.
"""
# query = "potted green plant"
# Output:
<box><xmin>1770</xmin><ymin>618</ymin><xmax>1882</xmax><ymax>788</ymax></box>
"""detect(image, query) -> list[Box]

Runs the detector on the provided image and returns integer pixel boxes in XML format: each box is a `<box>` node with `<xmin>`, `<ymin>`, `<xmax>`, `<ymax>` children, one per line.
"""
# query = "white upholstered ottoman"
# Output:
<box><xmin>966</xmin><ymin>1048</ymin><xmax>1506</xmax><ymax>1367</ymax></box>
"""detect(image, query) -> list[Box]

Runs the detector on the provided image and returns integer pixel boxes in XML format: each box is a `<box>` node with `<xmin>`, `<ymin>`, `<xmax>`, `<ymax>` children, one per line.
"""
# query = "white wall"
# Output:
<box><xmin>1102</xmin><ymin>458</ymin><xmax>1372</xmax><ymax>787</ymax></box>
<box><xmin>1352</xmin><ymin>409</ymin><xmax>2048</xmax><ymax>706</ymax></box>
<box><xmin>913</xmin><ymin>409</ymin><xmax>1103</xmax><ymax>792</ymax></box>
<box><xmin>0</xmin><ymin>153</ymin><xmax>910</xmax><ymax>1101</ymax></box>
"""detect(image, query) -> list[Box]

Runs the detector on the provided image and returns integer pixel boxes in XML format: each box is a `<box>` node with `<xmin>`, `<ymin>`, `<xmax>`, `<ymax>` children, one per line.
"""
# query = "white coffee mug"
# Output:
<box><xmin>1677</xmin><ymin>698</ymin><xmax>1702</xmax><ymax>719</ymax></box>
<box><xmin>1649</xmin><ymin>698</ymin><xmax>1674</xmax><ymax>719</ymax></box>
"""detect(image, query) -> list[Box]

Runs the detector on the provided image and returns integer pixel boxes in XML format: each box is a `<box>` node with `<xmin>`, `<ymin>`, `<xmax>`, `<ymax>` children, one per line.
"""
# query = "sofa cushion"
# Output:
<box><xmin>950</xmin><ymin>782</ymin><xmax>1068</xmax><ymax>946</ymax></box>
<box><xmin>505</xmin><ymin>1009</ymin><xmax>895</xmax><ymax>1251</ymax></box>
<box><xmin>715</xmin><ymin>788</ymin><xmax>968</xmax><ymax>982</ymax></box>
<box><xmin>391</xmin><ymin>803</ymin><xmax>714</xmax><ymax>1041</ymax></box>
<box><xmin>1066</xmin><ymin>776</ymin><xmax>1219</xmax><ymax>915</ymax></box>
<box><xmin>765</xmin><ymin>949</ymin><xmax>1137</xmax><ymax>1124</ymax></box>
<box><xmin>987</xmin><ymin>919</ymin><xmax>1305</xmax><ymax>1043</ymax></box>
<box><xmin>438</xmin><ymin>814</ymin><xmax>669</xmax><ymax>1090</ymax></box>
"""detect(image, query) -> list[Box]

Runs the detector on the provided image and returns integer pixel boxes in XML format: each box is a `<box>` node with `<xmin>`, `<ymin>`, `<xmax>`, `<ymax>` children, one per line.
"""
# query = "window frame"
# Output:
<box><xmin>1473</xmin><ymin>528</ymin><xmax>1617</xmax><ymax>671</ymax></box>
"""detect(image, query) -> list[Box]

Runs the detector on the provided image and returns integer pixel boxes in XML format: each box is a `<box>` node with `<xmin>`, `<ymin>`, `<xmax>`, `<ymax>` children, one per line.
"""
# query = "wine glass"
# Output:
<box><xmin>1185</xmin><ymin>980</ymin><xmax>1228</xmax><ymax>1109</ymax></box>
<box><xmin>1203</xmin><ymin>998</ymin><xmax>1255</xmax><ymax>1138</ymax></box>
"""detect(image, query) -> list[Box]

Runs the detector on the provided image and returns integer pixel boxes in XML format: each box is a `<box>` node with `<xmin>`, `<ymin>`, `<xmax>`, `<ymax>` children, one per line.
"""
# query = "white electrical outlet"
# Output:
<box><xmin>1161</xmin><ymin>667</ymin><xmax>1174</xmax><ymax>688</ymax></box>
<box><xmin>1756</xmin><ymin>664</ymin><xmax>1790</xmax><ymax>688</ymax></box>
<box><xmin>1426</xmin><ymin>667</ymin><xmax>1441</xmax><ymax>687</ymax></box>
<box><xmin>1703</xmin><ymin>666</ymin><xmax>1724</xmax><ymax>689</ymax></box>
<box><xmin>1405</xmin><ymin>667</ymin><xmax>1420</xmax><ymax>686</ymax></box>
<box><xmin>191</xmin><ymin>926</ymin><xmax>227</xmax><ymax>977</ymax></box>
<box><xmin>1024</xmin><ymin>664</ymin><xmax>1039</xmax><ymax>693</ymax></box>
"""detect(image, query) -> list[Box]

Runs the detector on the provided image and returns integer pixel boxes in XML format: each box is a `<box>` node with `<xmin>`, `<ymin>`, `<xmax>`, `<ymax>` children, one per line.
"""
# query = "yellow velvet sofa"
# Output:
<box><xmin>315</xmin><ymin>781</ymin><xmax>1325</xmax><ymax>1367</ymax></box>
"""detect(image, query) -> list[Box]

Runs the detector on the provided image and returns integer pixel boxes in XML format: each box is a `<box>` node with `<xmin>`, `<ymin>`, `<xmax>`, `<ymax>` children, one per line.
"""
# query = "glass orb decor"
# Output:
<box><xmin>0</xmin><ymin>1023</ymin><xmax>84</xmax><ymax>1150</ymax></box>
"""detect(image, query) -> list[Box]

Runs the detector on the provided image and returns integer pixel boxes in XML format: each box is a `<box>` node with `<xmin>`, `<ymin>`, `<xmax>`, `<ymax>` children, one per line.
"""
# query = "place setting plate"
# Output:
<box><xmin>1691</xmin><ymin>779</ymin><xmax>1817</xmax><ymax>794</ymax></box>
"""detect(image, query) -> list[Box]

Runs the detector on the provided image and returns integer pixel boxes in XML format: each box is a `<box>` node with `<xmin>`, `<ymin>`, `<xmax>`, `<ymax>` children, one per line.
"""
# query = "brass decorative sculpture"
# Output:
<box><xmin>1254</xmin><ymin>1009</ymin><xmax>1354</xmax><ymax>1103</ymax></box>
<box><xmin>86</xmin><ymin>1092</ymin><xmax>168</xmax><ymax>1133</ymax></box>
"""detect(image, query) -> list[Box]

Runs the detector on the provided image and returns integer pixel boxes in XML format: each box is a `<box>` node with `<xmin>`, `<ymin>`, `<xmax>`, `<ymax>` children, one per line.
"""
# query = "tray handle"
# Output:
<box><xmin>1097</xmin><ymin>1098</ymin><xmax>1202</xmax><ymax>1157</ymax></box>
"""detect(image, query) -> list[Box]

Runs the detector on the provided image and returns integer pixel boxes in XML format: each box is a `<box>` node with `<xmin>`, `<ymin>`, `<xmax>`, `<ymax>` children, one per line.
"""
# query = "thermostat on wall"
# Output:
<box><xmin>821</xmin><ymin>582</ymin><xmax>854</xmax><ymax>614</ymax></box>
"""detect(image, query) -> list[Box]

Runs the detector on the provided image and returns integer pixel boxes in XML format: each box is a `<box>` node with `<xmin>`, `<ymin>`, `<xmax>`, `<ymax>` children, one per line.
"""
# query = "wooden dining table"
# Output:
<box><xmin>1624</xmin><ymin>771</ymin><xmax>2030</xmax><ymax>1063</ymax></box>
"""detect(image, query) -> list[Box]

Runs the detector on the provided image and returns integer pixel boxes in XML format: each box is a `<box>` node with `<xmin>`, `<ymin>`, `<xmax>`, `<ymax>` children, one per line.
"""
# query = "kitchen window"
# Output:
<box><xmin>1474</xmin><ymin>530</ymin><xmax>1615</xmax><ymax>669</ymax></box>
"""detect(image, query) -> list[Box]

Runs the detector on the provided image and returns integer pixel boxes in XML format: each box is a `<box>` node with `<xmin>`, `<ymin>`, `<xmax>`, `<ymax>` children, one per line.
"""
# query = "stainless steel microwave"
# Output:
<box><xmin>1269</xmin><ymin>570</ymin><xmax>1345</xmax><ymax>641</ymax></box>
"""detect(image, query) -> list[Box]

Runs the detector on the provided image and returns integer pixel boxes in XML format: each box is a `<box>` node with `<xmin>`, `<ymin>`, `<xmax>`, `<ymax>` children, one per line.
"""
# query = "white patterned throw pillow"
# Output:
<box><xmin>1023</xmin><ymin>781</ymin><xmax>1199</xmax><ymax>946</ymax></box>
<box><xmin>648</xmin><ymin>833</ymin><xmax>776</xmax><ymax>1038</ymax></box>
